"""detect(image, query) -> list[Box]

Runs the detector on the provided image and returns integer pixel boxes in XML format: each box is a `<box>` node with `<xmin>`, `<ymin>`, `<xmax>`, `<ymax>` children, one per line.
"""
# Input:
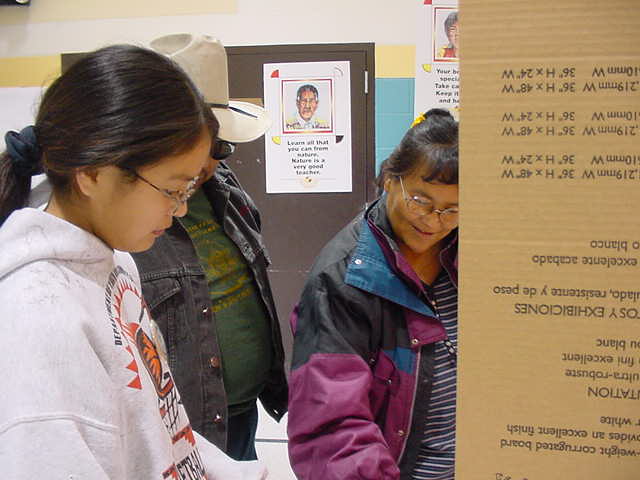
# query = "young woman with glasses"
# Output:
<box><xmin>288</xmin><ymin>108</ymin><xmax>459</xmax><ymax>480</ymax></box>
<box><xmin>0</xmin><ymin>44</ymin><xmax>265</xmax><ymax>479</ymax></box>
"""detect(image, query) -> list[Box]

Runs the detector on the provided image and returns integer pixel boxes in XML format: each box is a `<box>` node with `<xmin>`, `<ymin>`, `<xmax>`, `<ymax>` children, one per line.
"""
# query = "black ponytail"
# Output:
<box><xmin>0</xmin><ymin>154</ymin><xmax>31</xmax><ymax>226</ymax></box>
<box><xmin>0</xmin><ymin>126</ymin><xmax>43</xmax><ymax>226</ymax></box>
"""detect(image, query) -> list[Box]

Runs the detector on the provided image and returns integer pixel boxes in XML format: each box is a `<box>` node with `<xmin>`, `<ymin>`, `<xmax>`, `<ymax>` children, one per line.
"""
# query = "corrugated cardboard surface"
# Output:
<box><xmin>458</xmin><ymin>1</ymin><xmax>640</xmax><ymax>478</ymax></box>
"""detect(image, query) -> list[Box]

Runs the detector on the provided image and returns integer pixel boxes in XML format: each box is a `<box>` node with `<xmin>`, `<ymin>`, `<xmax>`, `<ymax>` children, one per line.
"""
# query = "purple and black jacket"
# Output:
<box><xmin>288</xmin><ymin>197</ymin><xmax>458</xmax><ymax>479</ymax></box>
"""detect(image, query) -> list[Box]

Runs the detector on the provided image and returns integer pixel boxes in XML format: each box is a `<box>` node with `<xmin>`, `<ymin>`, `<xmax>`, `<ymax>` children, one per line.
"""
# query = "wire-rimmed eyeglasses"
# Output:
<box><xmin>398</xmin><ymin>176</ymin><xmax>459</xmax><ymax>228</ymax></box>
<box><xmin>134</xmin><ymin>171</ymin><xmax>199</xmax><ymax>215</ymax></box>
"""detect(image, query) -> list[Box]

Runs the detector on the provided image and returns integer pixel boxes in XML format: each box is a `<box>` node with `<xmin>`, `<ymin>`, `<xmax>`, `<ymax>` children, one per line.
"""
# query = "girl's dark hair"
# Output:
<box><xmin>0</xmin><ymin>44</ymin><xmax>218</xmax><ymax>226</ymax></box>
<box><xmin>380</xmin><ymin>108</ymin><xmax>458</xmax><ymax>185</ymax></box>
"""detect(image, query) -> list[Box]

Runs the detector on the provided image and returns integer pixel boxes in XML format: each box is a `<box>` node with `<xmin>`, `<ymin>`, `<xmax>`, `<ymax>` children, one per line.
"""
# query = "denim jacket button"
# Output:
<box><xmin>354</xmin><ymin>258</ymin><xmax>363</xmax><ymax>265</ymax></box>
<box><xmin>209</xmin><ymin>356</ymin><xmax>220</xmax><ymax>368</ymax></box>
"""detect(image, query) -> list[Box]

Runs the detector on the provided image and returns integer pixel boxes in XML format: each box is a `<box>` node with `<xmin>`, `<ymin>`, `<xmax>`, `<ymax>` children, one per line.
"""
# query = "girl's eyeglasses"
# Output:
<box><xmin>134</xmin><ymin>171</ymin><xmax>199</xmax><ymax>215</ymax></box>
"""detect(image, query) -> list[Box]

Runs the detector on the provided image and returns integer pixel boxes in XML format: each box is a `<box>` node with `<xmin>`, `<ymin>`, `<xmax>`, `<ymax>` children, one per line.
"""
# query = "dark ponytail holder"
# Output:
<box><xmin>4</xmin><ymin>126</ymin><xmax>44</xmax><ymax>177</ymax></box>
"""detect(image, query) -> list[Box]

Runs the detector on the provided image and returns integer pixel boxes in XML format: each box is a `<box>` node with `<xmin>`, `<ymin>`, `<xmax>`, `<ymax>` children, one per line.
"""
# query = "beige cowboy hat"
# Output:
<box><xmin>150</xmin><ymin>33</ymin><xmax>271</xmax><ymax>143</ymax></box>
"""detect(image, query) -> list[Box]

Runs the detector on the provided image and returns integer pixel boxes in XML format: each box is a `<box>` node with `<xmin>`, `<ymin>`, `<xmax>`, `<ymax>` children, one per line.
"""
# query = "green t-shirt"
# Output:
<box><xmin>181</xmin><ymin>189</ymin><xmax>273</xmax><ymax>416</ymax></box>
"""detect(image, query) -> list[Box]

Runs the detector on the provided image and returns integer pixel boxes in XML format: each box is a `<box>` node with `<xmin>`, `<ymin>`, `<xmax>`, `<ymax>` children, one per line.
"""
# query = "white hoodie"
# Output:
<box><xmin>0</xmin><ymin>208</ymin><xmax>266</xmax><ymax>480</ymax></box>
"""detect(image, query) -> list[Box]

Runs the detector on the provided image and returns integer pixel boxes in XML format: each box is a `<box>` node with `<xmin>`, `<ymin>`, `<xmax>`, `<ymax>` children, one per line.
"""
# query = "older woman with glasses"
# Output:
<box><xmin>288</xmin><ymin>108</ymin><xmax>459</xmax><ymax>480</ymax></box>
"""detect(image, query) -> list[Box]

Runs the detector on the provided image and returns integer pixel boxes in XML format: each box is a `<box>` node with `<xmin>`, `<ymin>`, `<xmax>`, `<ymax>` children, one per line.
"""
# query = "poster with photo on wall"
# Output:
<box><xmin>415</xmin><ymin>0</ymin><xmax>459</xmax><ymax>117</ymax></box>
<box><xmin>263</xmin><ymin>61</ymin><xmax>352</xmax><ymax>193</ymax></box>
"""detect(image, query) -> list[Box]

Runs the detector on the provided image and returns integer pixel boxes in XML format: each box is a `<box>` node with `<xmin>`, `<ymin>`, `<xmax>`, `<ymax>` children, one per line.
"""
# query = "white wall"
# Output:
<box><xmin>1</xmin><ymin>0</ymin><xmax>419</xmax><ymax>57</ymax></box>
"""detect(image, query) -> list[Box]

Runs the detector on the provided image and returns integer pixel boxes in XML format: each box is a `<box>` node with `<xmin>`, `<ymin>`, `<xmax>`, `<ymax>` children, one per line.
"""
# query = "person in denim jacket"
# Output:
<box><xmin>131</xmin><ymin>34</ymin><xmax>288</xmax><ymax>461</ymax></box>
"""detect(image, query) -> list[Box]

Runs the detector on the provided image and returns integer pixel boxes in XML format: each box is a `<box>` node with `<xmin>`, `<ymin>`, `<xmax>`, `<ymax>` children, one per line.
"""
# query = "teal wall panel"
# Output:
<box><xmin>374</xmin><ymin>78</ymin><xmax>414</xmax><ymax>175</ymax></box>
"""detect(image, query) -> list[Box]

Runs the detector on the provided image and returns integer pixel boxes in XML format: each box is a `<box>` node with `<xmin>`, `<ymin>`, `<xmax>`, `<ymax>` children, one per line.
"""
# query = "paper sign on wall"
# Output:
<box><xmin>263</xmin><ymin>61</ymin><xmax>352</xmax><ymax>193</ymax></box>
<box><xmin>415</xmin><ymin>0</ymin><xmax>459</xmax><ymax>116</ymax></box>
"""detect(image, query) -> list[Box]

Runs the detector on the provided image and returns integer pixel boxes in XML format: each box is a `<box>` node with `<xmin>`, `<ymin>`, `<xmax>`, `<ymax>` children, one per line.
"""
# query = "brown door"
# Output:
<box><xmin>226</xmin><ymin>43</ymin><xmax>375</xmax><ymax>364</ymax></box>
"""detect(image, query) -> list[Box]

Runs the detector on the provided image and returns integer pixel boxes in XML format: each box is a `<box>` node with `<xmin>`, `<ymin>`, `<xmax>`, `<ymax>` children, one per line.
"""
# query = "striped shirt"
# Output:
<box><xmin>412</xmin><ymin>270</ymin><xmax>458</xmax><ymax>480</ymax></box>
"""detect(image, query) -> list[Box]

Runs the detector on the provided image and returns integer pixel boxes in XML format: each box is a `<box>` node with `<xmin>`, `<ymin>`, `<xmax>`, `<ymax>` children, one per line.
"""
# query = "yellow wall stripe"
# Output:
<box><xmin>0</xmin><ymin>55</ymin><xmax>60</xmax><ymax>87</ymax></box>
<box><xmin>375</xmin><ymin>45</ymin><xmax>416</xmax><ymax>78</ymax></box>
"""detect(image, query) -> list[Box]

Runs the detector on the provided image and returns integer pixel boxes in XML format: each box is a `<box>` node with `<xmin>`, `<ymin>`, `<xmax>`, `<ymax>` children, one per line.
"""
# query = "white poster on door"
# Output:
<box><xmin>415</xmin><ymin>0</ymin><xmax>459</xmax><ymax>117</ymax></box>
<box><xmin>263</xmin><ymin>61</ymin><xmax>352</xmax><ymax>193</ymax></box>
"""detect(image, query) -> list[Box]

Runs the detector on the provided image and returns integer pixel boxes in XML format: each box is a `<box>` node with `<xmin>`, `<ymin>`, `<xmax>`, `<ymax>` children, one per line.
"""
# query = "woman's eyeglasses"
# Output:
<box><xmin>398</xmin><ymin>176</ymin><xmax>459</xmax><ymax>228</ymax></box>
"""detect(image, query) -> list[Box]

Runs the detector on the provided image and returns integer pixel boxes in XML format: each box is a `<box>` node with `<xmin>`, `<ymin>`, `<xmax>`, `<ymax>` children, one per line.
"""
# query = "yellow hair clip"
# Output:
<box><xmin>410</xmin><ymin>113</ymin><xmax>426</xmax><ymax>128</ymax></box>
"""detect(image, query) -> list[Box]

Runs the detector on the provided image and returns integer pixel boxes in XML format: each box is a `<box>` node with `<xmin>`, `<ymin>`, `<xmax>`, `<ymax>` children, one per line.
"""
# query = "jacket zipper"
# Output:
<box><xmin>397</xmin><ymin>348</ymin><xmax>421</xmax><ymax>462</ymax></box>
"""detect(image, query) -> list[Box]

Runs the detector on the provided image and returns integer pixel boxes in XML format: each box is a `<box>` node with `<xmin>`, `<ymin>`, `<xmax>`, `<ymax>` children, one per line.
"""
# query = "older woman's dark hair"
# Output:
<box><xmin>380</xmin><ymin>108</ymin><xmax>458</xmax><ymax>185</ymax></box>
<box><xmin>374</xmin><ymin>157</ymin><xmax>391</xmax><ymax>196</ymax></box>
<box><xmin>0</xmin><ymin>44</ymin><xmax>218</xmax><ymax>226</ymax></box>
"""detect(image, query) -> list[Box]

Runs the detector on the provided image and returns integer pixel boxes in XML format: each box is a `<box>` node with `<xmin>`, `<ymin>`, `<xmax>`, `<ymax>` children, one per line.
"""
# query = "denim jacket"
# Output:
<box><xmin>131</xmin><ymin>162</ymin><xmax>288</xmax><ymax>452</ymax></box>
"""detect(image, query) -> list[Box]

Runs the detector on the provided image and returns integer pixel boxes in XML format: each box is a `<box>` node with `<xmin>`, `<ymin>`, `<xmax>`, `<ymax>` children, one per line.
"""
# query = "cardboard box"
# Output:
<box><xmin>458</xmin><ymin>1</ymin><xmax>640</xmax><ymax>478</ymax></box>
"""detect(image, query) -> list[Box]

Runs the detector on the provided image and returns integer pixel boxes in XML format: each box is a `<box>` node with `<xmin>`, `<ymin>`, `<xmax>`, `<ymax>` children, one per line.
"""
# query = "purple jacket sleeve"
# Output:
<box><xmin>287</xmin><ymin>282</ymin><xmax>400</xmax><ymax>479</ymax></box>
